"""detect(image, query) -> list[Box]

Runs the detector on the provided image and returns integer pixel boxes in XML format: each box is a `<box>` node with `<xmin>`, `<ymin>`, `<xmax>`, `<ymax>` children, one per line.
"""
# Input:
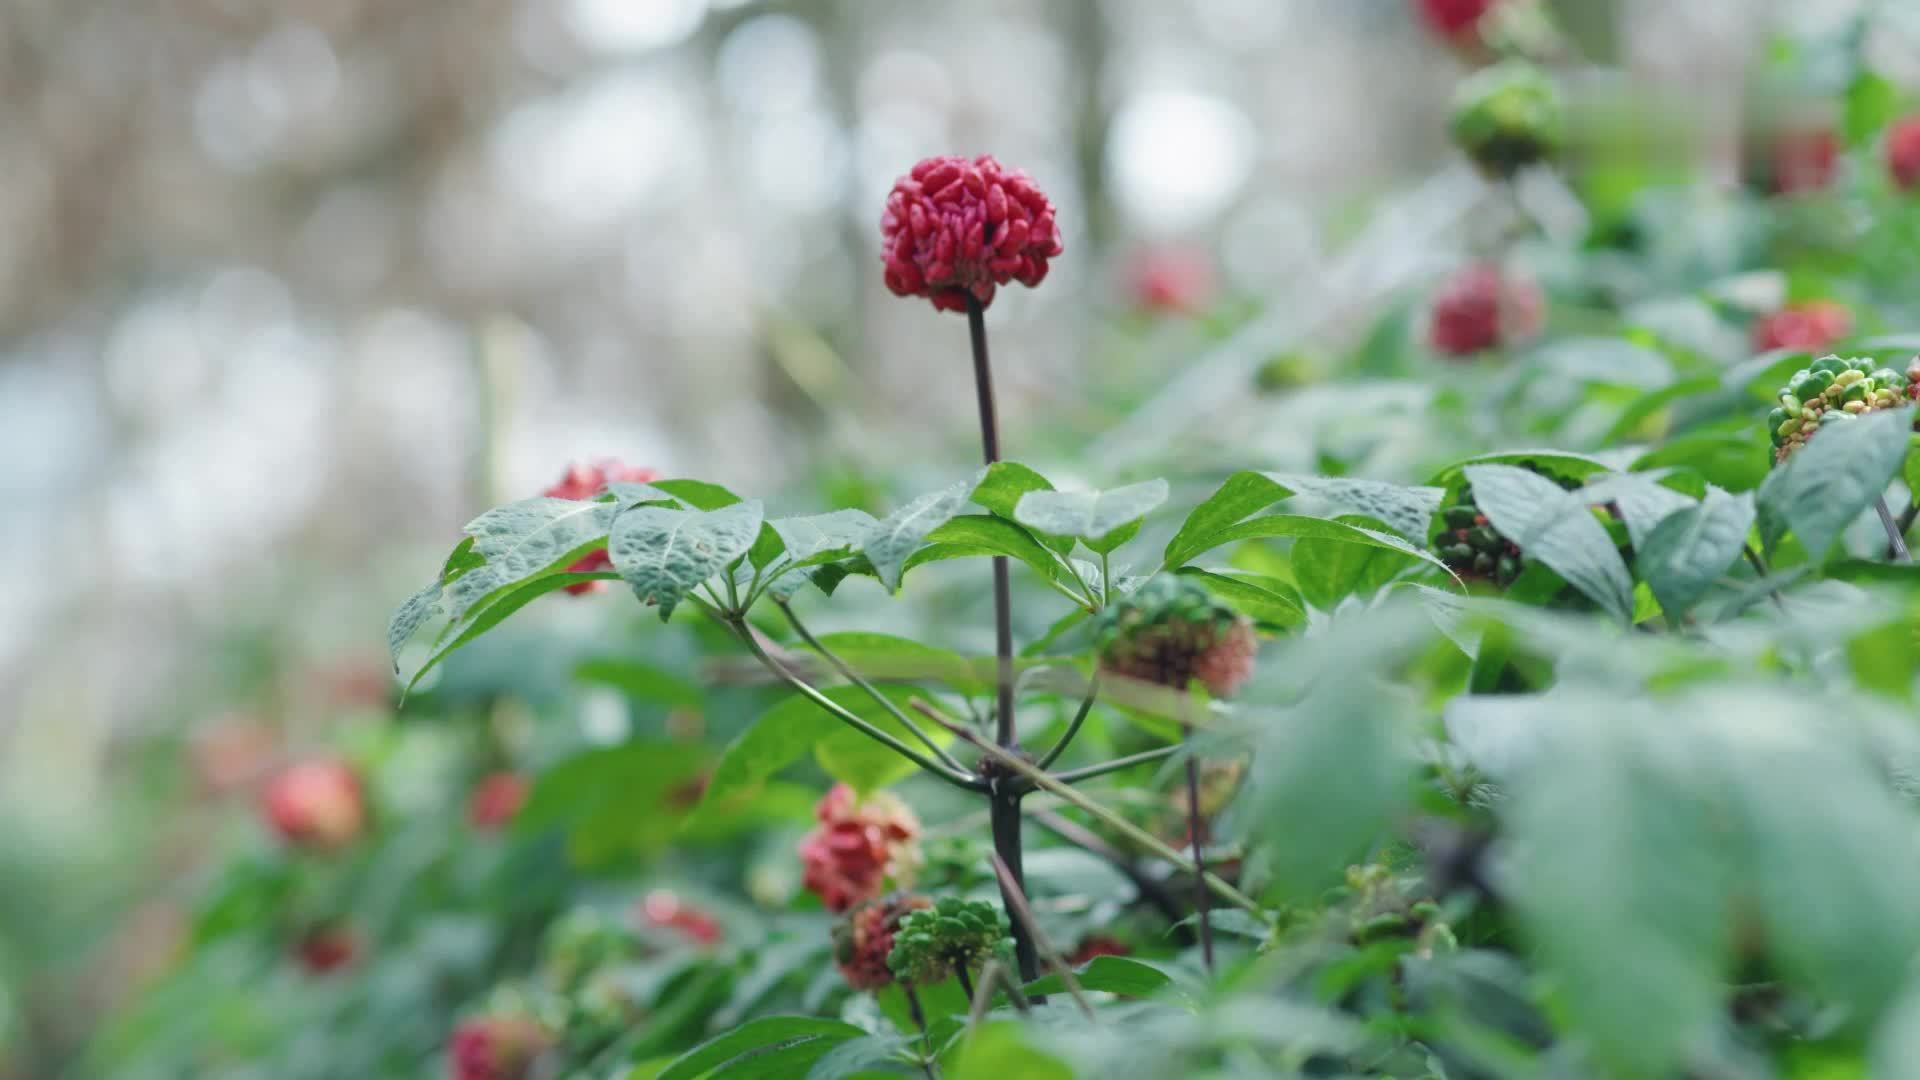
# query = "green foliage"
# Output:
<box><xmin>886</xmin><ymin>898</ymin><xmax>1011</xmax><ymax>985</ymax></box>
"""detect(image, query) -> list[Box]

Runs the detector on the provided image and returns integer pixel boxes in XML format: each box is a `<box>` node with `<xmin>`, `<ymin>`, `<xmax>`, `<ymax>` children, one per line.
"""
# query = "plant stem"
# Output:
<box><xmin>902</xmin><ymin>984</ymin><xmax>938</xmax><ymax>1080</ymax></box>
<box><xmin>1033</xmin><ymin>671</ymin><xmax>1101</xmax><ymax>771</ymax></box>
<box><xmin>1183</xmin><ymin>726</ymin><xmax>1214</xmax><ymax>975</ymax></box>
<box><xmin>920</xmin><ymin>702</ymin><xmax>1268</xmax><ymax>921</ymax></box>
<box><xmin>953</xmin><ymin>965</ymin><xmax>975</xmax><ymax>1003</ymax></box>
<box><xmin>1878</xmin><ymin>496</ymin><xmax>1913</xmax><ymax>562</ymax></box>
<box><xmin>1031</xmin><ymin>809</ymin><xmax>1191</xmax><ymax>935</ymax></box>
<box><xmin>719</xmin><ymin>613</ymin><xmax>981</xmax><ymax>790</ymax></box>
<box><xmin>776</xmin><ymin>601</ymin><xmax>968</xmax><ymax>772</ymax></box>
<box><xmin>989</xmin><ymin>853</ymin><xmax>1095</xmax><ymax>1021</ymax></box>
<box><xmin>1051</xmin><ymin>744</ymin><xmax>1181</xmax><ymax>784</ymax></box>
<box><xmin>966</xmin><ymin>293</ymin><xmax>1034</xmax><ymax>985</ymax></box>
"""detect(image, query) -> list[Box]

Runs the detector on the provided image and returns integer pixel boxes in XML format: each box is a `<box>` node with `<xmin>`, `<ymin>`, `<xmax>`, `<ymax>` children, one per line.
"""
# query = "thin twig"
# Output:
<box><xmin>989</xmin><ymin>853</ymin><xmax>1096</xmax><ymax>1021</ymax></box>
<box><xmin>1743</xmin><ymin>544</ymin><xmax>1786</xmax><ymax>612</ymax></box>
<box><xmin>1183</xmin><ymin>726</ymin><xmax>1214</xmax><ymax>975</ymax></box>
<box><xmin>719</xmin><ymin>614</ymin><xmax>982</xmax><ymax>790</ymax></box>
<box><xmin>1878</xmin><ymin>496</ymin><xmax>1913</xmax><ymax>562</ymax></box>
<box><xmin>776</xmin><ymin>601</ymin><xmax>969</xmax><ymax>772</ymax></box>
<box><xmin>1034</xmin><ymin>671</ymin><xmax>1101</xmax><ymax>771</ymax></box>
<box><xmin>1051</xmin><ymin>745</ymin><xmax>1181</xmax><ymax>785</ymax></box>
<box><xmin>1030</xmin><ymin>810</ymin><xmax>1190</xmax><ymax>934</ymax></box>
<box><xmin>902</xmin><ymin>983</ymin><xmax>938</xmax><ymax>1080</ymax></box>
<box><xmin>967</xmin><ymin>960</ymin><xmax>1029</xmax><ymax>1029</ymax></box>
<box><xmin>917</xmin><ymin>701</ymin><xmax>1269</xmax><ymax>920</ymax></box>
<box><xmin>953</xmin><ymin>965</ymin><xmax>974</xmax><ymax>1003</ymax></box>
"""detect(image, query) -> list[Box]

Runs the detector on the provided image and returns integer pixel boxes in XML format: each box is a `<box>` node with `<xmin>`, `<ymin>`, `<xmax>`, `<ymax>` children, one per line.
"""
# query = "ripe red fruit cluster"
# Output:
<box><xmin>881</xmin><ymin>155</ymin><xmax>1063</xmax><ymax>313</ymax></box>
<box><xmin>832</xmin><ymin>894</ymin><xmax>932</xmax><ymax>990</ymax></box>
<box><xmin>1751</xmin><ymin>301</ymin><xmax>1851</xmax><ymax>353</ymax></box>
<box><xmin>1768</xmin><ymin>128</ymin><xmax>1839</xmax><ymax>196</ymax></box>
<box><xmin>448</xmin><ymin>1014</ymin><xmax>551</xmax><ymax>1080</ymax></box>
<box><xmin>637</xmin><ymin>889</ymin><xmax>722</xmax><ymax>946</ymax></box>
<box><xmin>468</xmin><ymin>772</ymin><xmax>528</xmax><ymax>830</ymax></box>
<box><xmin>295</xmin><ymin>925</ymin><xmax>359</xmax><ymax>974</ymax></box>
<box><xmin>541</xmin><ymin>460</ymin><xmax>661</xmax><ymax>595</ymax></box>
<box><xmin>1417</xmin><ymin>0</ymin><xmax>1496</xmax><ymax>40</ymax></box>
<box><xmin>799</xmin><ymin>783</ymin><xmax>922</xmax><ymax>913</ymax></box>
<box><xmin>1427</xmin><ymin>264</ymin><xmax>1544</xmax><ymax>357</ymax></box>
<box><xmin>261</xmin><ymin>759</ymin><xmax>365</xmax><ymax>851</ymax></box>
<box><xmin>1125</xmin><ymin>246</ymin><xmax>1214</xmax><ymax>316</ymax></box>
<box><xmin>1069</xmin><ymin>935</ymin><xmax>1130</xmax><ymax>966</ymax></box>
<box><xmin>1887</xmin><ymin>117</ymin><xmax>1920</xmax><ymax>192</ymax></box>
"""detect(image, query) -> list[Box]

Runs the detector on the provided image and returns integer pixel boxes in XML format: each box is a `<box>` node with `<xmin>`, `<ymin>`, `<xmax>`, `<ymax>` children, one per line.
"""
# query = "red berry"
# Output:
<box><xmin>637</xmin><ymin>889</ymin><xmax>723</xmax><ymax>946</ymax></box>
<box><xmin>1769</xmin><ymin>127</ymin><xmax>1839</xmax><ymax>196</ymax></box>
<box><xmin>1125</xmin><ymin>246</ymin><xmax>1214</xmax><ymax>316</ymax></box>
<box><xmin>1417</xmin><ymin>0</ymin><xmax>1496</xmax><ymax>40</ymax></box>
<box><xmin>1751</xmin><ymin>301</ymin><xmax>1851</xmax><ymax>353</ymax></box>
<box><xmin>880</xmin><ymin>155</ymin><xmax>1063</xmax><ymax>313</ymax></box>
<box><xmin>448</xmin><ymin>1014</ymin><xmax>551</xmax><ymax>1080</ymax></box>
<box><xmin>1427</xmin><ymin>264</ymin><xmax>1544</xmax><ymax>357</ymax></box>
<box><xmin>799</xmin><ymin>784</ymin><xmax>922</xmax><ymax>913</ymax></box>
<box><xmin>468</xmin><ymin>772</ymin><xmax>528</xmax><ymax>830</ymax></box>
<box><xmin>1888</xmin><ymin>116</ymin><xmax>1920</xmax><ymax>192</ymax></box>
<box><xmin>295</xmin><ymin>925</ymin><xmax>359</xmax><ymax>974</ymax></box>
<box><xmin>832</xmin><ymin>894</ymin><xmax>931</xmax><ymax>990</ymax></box>
<box><xmin>261</xmin><ymin>760</ymin><xmax>365</xmax><ymax>851</ymax></box>
<box><xmin>540</xmin><ymin>460</ymin><xmax>661</xmax><ymax>595</ymax></box>
<box><xmin>1069</xmin><ymin>935</ymin><xmax>1130</xmax><ymax>966</ymax></box>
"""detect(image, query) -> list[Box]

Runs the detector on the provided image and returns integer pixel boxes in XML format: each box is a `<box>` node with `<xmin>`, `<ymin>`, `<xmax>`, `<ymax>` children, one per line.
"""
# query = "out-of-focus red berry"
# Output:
<box><xmin>799</xmin><ymin>784</ymin><xmax>922</xmax><ymax>913</ymax></box>
<box><xmin>1887</xmin><ymin>116</ymin><xmax>1920</xmax><ymax>192</ymax></box>
<box><xmin>261</xmin><ymin>760</ymin><xmax>365</xmax><ymax>851</ymax></box>
<box><xmin>881</xmin><ymin>155</ymin><xmax>1063</xmax><ymax>313</ymax></box>
<box><xmin>448</xmin><ymin>1014</ymin><xmax>551</xmax><ymax>1080</ymax></box>
<box><xmin>1769</xmin><ymin>128</ymin><xmax>1839</xmax><ymax>195</ymax></box>
<box><xmin>1069</xmin><ymin>936</ymin><xmax>1130</xmax><ymax>966</ymax></box>
<box><xmin>832</xmin><ymin>894</ymin><xmax>931</xmax><ymax>990</ymax></box>
<box><xmin>1751</xmin><ymin>301</ymin><xmax>1851</xmax><ymax>353</ymax></box>
<box><xmin>1427</xmin><ymin>264</ymin><xmax>1544</xmax><ymax>357</ymax></box>
<box><xmin>296</xmin><ymin>925</ymin><xmax>360</xmax><ymax>974</ymax></box>
<box><xmin>1417</xmin><ymin>0</ymin><xmax>1496</xmax><ymax>40</ymax></box>
<box><xmin>637</xmin><ymin>889</ymin><xmax>723</xmax><ymax>946</ymax></box>
<box><xmin>1125</xmin><ymin>246</ymin><xmax>1215</xmax><ymax>316</ymax></box>
<box><xmin>540</xmin><ymin>460</ymin><xmax>661</xmax><ymax>595</ymax></box>
<box><xmin>468</xmin><ymin>772</ymin><xmax>528</xmax><ymax>830</ymax></box>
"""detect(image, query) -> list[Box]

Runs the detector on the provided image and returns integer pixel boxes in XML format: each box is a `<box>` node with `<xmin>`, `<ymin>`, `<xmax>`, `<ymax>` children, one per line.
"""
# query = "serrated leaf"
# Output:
<box><xmin>863</xmin><ymin>476</ymin><xmax>980</xmax><ymax>591</ymax></box>
<box><xmin>1532</xmin><ymin>337</ymin><xmax>1673</xmax><ymax>388</ymax></box>
<box><xmin>1163</xmin><ymin>472</ymin><xmax>1293</xmax><ymax>568</ymax></box>
<box><xmin>803</xmin><ymin>1033</ymin><xmax>917</xmax><ymax>1079</ymax></box>
<box><xmin>1464</xmin><ymin>465</ymin><xmax>1635</xmax><ymax>621</ymax></box>
<box><xmin>909</xmin><ymin>515</ymin><xmax>1087</xmax><ymax>602</ymax></box>
<box><xmin>1291</xmin><ymin>515</ymin><xmax>1422</xmax><ymax>610</ymax></box>
<box><xmin>1164</xmin><ymin>513</ymin><xmax>1461</xmax><ymax>589</ymax></box>
<box><xmin>1261</xmin><ymin>474</ymin><xmax>1444</xmax><ymax>541</ymax></box>
<box><xmin>771</xmin><ymin>510</ymin><xmax>880</xmax><ymax>565</ymax></box>
<box><xmin>1174</xmin><ymin>568</ymin><xmax>1305</xmax><ymax>628</ymax></box>
<box><xmin>1013</xmin><ymin>479</ymin><xmax>1169</xmax><ymax>552</ymax></box>
<box><xmin>388</xmin><ymin>581</ymin><xmax>444</xmax><ymax>670</ymax></box>
<box><xmin>657</xmin><ymin>1016</ymin><xmax>866</xmax><ymax>1080</ymax></box>
<box><xmin>1758</xmin><ymin>407</ymin><xmax>1915</xmax><ymax>562</ymax></box>
<box><xmin>1430</xmin><ymin>450</ymin><xmax>1617</xmax><ymax>490</ymax></box>
<box><xmin>812</xmin><ymin>632</ymin><xmax>986</xmax><ymax>696</ymax></box>
<box><xmin>610</xmin><ymin>501</ymin><xmax>765</xmax><ymax>620</ymax></box>
<box><xmin>1637</xmin><ymin>488</ymin><xmax>1755</xmax><ymax>619</ymax></box>
<box><xmin>1578</xmin><ymin>471</ymin><xmax>1698</xmax><ymax>550</ymax></box>
<box><xmin>652</xmin><ymin>478</ymin><xmax>743</xmax><ymax>510</ymax></box>
<box><xmin>401</xmin><ymin>570</ymin><xmax>617</xmax><ymax>692</ymax></box>
<box><xmin>1020</xmin><ymin>955</ymin><xmax>1173</xmax><ymax>999</ymax></box>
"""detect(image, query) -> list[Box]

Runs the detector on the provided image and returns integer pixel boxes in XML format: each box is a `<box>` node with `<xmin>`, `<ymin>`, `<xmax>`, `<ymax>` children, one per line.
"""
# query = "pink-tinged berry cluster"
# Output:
<box><xmin>1767</xmin><ymin>127</ymin><xmax>1840</xmax><ymax>196</ymax></box>
<box><xmin>637</xmin><ymin>889</ymin><xmax>722</xmax><ymax>946</ymax></box>
<box><xmin>1888</xmin><ymin>117</ymin><xmax>1920</xmax><ymax>193</ymax></box>
<box><xmin>1751</xmin><ymin>301</ymin><xmax>1851</xmax><ymax>354</ymax></box>
<box><xmin>1418</xmin><ymin>0</ymin><xmax>1496</xmax><ymax>39</ymax></box>
<box><xmin>447</xmin><ymin>1014</ymin><xmax>552</xmax><ymax>1080</ymax></box>
<box><xmin>799</xmin><ymin>784</ymin><xmax>922</xmax><ymax>913</ymax></box>
<box><xmin>541</xmin><ymin>460</ymin><xmax>661</xmax><ymax>595</ymax></box>
<box><xmin>1096</xmin><ymin>576</ymin><xmax>1258</xmax><ymax>700</ymax></box>
<box><xmin>881</xmin><ymin>155</ymin><xmax>1062</xmax><ymax>314</ymax></box>
<box><xmin>261</xmin><ymin>759</ymin><xmax>366</xmax><ymax>851</ymax></box>
<box><xmin>468</xmin><ymin>772</ymin><xmax>528</xmax><ymax>830</ymax></box>
<box><xmin>295</xmin><ymin>924</ymin><xmax>359</xmax><ymax>974</ymax></box>
<box><xmin>1427</xmin><ymin>264</ymin><xmax>1544</xmax><ymax>357</ymax></box>
<box><xmin>1125</xmin><ymin>246</ymin><xmax>1214</xmax><ymax>316</ymax></box>
<box><xmin>832</xmin><ymin>894</ymin><xmax>931</xmax><ymax>990</ymax></box>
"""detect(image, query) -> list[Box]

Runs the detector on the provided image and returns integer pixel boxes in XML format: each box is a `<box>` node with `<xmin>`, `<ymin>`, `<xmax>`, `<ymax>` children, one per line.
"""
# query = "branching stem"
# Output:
<box><xmin>1033</xmin><ymin>671</ymin><xmax>1101</xmax><ymax>771</ymax></box>
<box><xmin>775</xmin><ymin>601</ymin><xmax>968</xmax><ymax>772</ymax></box>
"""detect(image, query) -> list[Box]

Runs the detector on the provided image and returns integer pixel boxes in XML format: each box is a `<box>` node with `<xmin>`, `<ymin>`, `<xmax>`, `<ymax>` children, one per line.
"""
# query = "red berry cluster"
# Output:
<box><xmin>881</xmin><ymin>155</ymin><xmax>1062</xmax><ymax>314</ymax></box>
<box><xmin>261</xmin><ymin>759</ymin><xmax>366</xmax><ymax>851</ymax></box>
<box><xmin>541</xmin><ymin>460</ymin><xmax>661</xmax><ymax>595</ymax></box>
<box><xmin>832</xmin><ymin>893</ymin><xmax>932</xmax><ymax>990</ymax></box>
<box><xmin>295</xmin><ymin>924</ymin><xmax>360</xmax><ymax>974</ymax></box>
<box><xmin>448</xmin><ymin>1013</ymin><xmax>551</xmax><ymax>1080</ymax></box>
<box><xmin>1768</xmin><ymin>128</ymin><xmax>1840</xmax><ymax>196</ymax></box>
<box><xmin>1427</xmin><ymin>264</ymin><xmax>1544</xmax><ymax>358</ymax></box>
<box><xmin>468</xmin><ymin>772</ymin><xmax>528</xmax><ymax>830</ymax></box>
<box><xmin>1417</xmin><ymin>0</ymin><xmax>1497</xmax><ymax>40</ymax></box>
<box><xmin>1751</xmin><ymin>301</ymin><xmax>1851</xmax><ymax>353</ymax></box>
<box><xmin>1125</xmin><ymin>246</ymin><xmax>1214</xmax><ymax>316</ymax></box>
<box><xmin>799</xmin><ymin>784</ymin><xmax>922</xmax><ymax>913</ymax></box>
<box><xmin>1888</xmin><ymin>117</ymin><xmax>1920</xmax><ymax>193</ymax></box>
<box><xmin>637</xmin><ymin>889</ymin><xmax>723</xmax><ymax>946</ymax></box>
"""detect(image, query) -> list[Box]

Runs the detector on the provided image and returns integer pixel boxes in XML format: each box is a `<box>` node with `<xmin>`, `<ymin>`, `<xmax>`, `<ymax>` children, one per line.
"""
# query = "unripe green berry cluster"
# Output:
<box><xmin>1768</xmin><ymin>354</ymin><xmax>1917</xmax><ymax>463</ymax></box>
<box><xmin>886</xmin><ymin>897</ymin><xmax>1013</xmax><ymax>985</ymax></box>
<box><xmin>1432</xmin><ymin>494</ymin><xmax>1525</xmax><ymax>587</ymax></box>
<box><xmin>1449</xmin><ymin>61</ymin><xmax>1563</xmax><ymax>178</ymax></box>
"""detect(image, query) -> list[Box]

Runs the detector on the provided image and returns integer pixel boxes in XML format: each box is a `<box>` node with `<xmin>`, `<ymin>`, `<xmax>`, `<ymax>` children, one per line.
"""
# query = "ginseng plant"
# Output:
<box><xmin>390</xmin><ymin>154</ymin><xmax>1287</xmax><ymax>984</ymax></box>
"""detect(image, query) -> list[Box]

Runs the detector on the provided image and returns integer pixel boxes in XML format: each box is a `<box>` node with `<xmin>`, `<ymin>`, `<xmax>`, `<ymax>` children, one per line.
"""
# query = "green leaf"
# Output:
<box><xmin>1637</xmin><ymin>488</ymin><xmax>1755</xmax><ymax>620</ymax></box>
<box><xmin>1173</xmin><ymin>568</ymin><xmax>1306</xmax><ymax>628</ymax></box>
<box><xmin>574</xmin><ymin>657</ymin><xmax>704</xmax><ymax>707</ymax></box>
<box><xmin>403</xmin><ymin>570</ymin><xmax>617</xmax><ymax>692</ymax></box>
<box><xmin>1532</xmin><ymin>336</ymin><xmax>1672</xmax><ymax>388</ymax></box>
<box><xmin>1260</xmin><ymin>474</ymin><xmax>1444</xmax><ymax>541</ymax></box>
<box><xmin>1166</xmin><ymin>513</ymin><xmax>1461</xmax><ymax>588</ymax></box>
<box><xmin>1012</xmin><ymin>479</ymin><xmax>1169</xmax><ymax>552</ymax></box>
<box><xmin>1758</xmin><ymin>407</ymin><xmax>1915</xmax><ymax>562</ymax></box>
<box><xmin>770</xmin><ymin>510</ymin><xmax>880</xmax><ymax>566</ymax></box>
<box><xmin>1845</xmin><ymin>70</ymin><xmax>1901</xmax><ymax>146</ymax></box>
<box><xmin>652</xmin><ymin>478</ymin><xmax>744</xmax><ymax>510</ymax></box>
<box><xmin>948</xmin><ymin>1022</ymin><xmax>1072</xmax><ymax>1080</ymax></box>
<box><xmin>439</xmin><ymin>496</ymin><xmax>628</xmax><ymax>626</ymax></box>
<box><xmin>812</xmin><ymin>632</ymin><xmax>986</xmax><ymax>697</ymax></box>
<box><xmin>1430</xmin><ymin>450</ymin><xmax>1617</xmax><ymax>490</ymax></box>
<box><xmin>690</xmin><ymin>684</ymin><xmax>943</xmax><ymax>824</ymax></box>
<box><xmin>968</xmin><ymin>462</ymin><xmax>1055</xmax><ymax>518</ymax></box>
<box><xmin>388</xmin><ymin>580</ymin><xmax>445</xmax><ymax>670</ymax></box>
<box><xmin>803</xmin><ymin>1033</ymin><xmax>917</xmax><ymax>1079</ymax></box>
<box><xmin>1464</xmin><ymin>465</ymin><xmax>1635</xmax><ymax>621</ymax></box>
<box><xmin>656</xmin><ymin>1017</ymin><xmax>867</xmax><ymax>1080</ymax></box>
<box><xmin>910</xmin><ymin>515</ymin><xmax>1086</xmax><ymax>602</ymax></box>
<box><xmin>1291</xmin><ymin>515</ymin><xmax>1424</xmax><ymax>610</ymax></box>
<box><xmin>1163</xmin><ymin>472</ymin><xmax>1292</xmax><ymax>568</ymax></box>
<box><xmin>1578</xmin><ymin>471</ymin><xmax>1697</xmax><ymax>550</ymax></box>
<box><xmin>610</xmin><ymin>501</ymin><xmax>766</xmax><ymax>620</ymax></box>
<box><xmin>863</xmin><ymin>476</ymin><xmax>980</xmax><ymax>591</ymax></box>
<box><xmin>1020</xmin><ymin>955</ymin><xmax>1173</xmax><ymax>999</ymax></box>
<box><xmin>517</xmin><ymin>740</ymin><xmax>712</xmax><ymax>866</ymax></box>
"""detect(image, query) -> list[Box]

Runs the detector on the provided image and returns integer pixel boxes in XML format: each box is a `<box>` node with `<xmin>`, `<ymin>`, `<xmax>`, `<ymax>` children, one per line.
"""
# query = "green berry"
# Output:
<box><xmin>1449</xmin><ymin>61</ymin><xmax>1563</xmax><ymax>178</ymax></box>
